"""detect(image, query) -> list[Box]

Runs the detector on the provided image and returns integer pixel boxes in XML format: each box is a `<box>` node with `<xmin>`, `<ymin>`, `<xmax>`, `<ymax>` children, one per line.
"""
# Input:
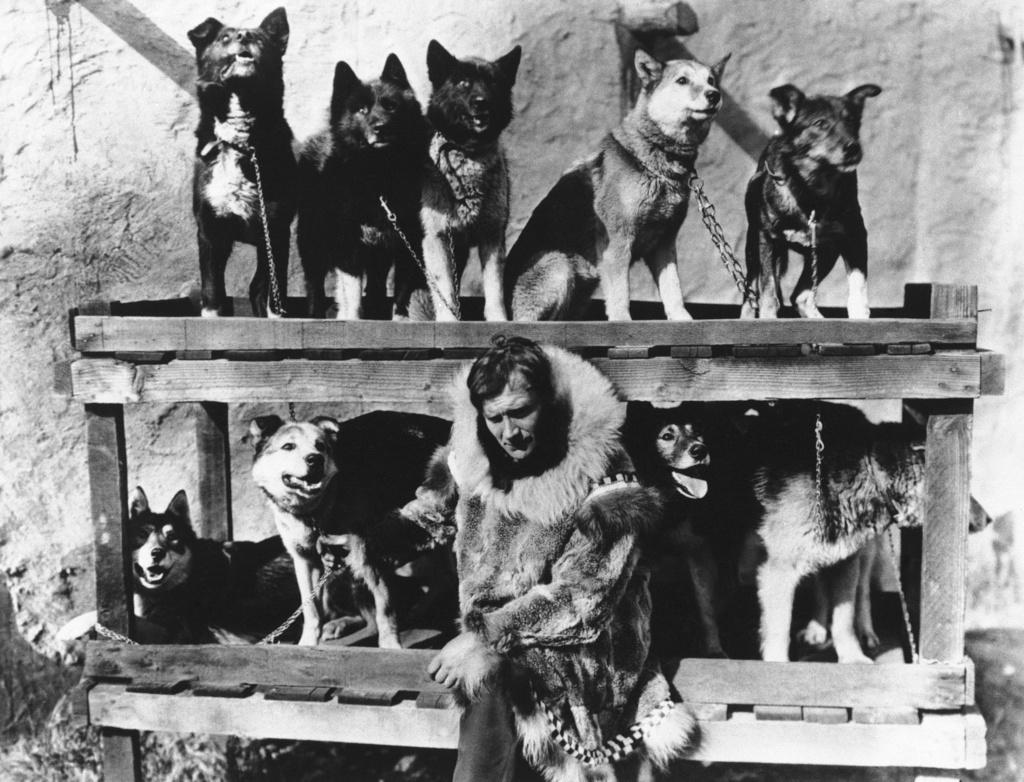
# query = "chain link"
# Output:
<box><xmin>250</xmin><ymin>150</ymin><xmax>286</xmax><ymax>318</ymax></box>
<box><xmin>881</xmin><ymin>524</ymin><xmax>920</xmax><ymax>663</ymax></box>
<box><xmin>809</xmin><ymin>209</ymin><xmax>819</xmax><ymax>302</ymax></box>
<box><xmin>379</xmin><ymin>195</ymin><xmax>461</xmax><ymax>320</ymax></box>
<box><xmin>813</xmin><ymin>410</ymin><xmax>826</xmax><ymax>530</ymax></box>
<box><xmin>686</xmin><ymin>171</ymin><xmax>760</xmax><ymax>314</ymax></box>
<box><xmin>258</xmin><ymin>565</ymin><xmax>338</xmax><ymax>645</ymax></box>
<box><xmin>94</xmin><ymin>623</ymin><xmax>137</xmax><ymax>645</ymax></box>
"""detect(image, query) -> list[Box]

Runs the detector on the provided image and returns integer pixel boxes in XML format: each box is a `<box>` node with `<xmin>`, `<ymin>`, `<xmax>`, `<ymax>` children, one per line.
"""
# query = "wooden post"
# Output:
<box><xmin>86</xmin><ymin>403</ymin><xmax>143</xmax><ymax>780</ymax></box>
<box><xmin>195</xmin><ymin>402</ymin><xmax>232</xmax><ymax>540</ymax></box>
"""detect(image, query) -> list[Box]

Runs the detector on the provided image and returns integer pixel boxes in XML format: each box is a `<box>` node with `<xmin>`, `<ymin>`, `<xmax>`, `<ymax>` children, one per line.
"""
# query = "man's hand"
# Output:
<box><xmin>427</xmin><ymin>632</ymin><xmax>501</xmax><ymax>696</ymax></box>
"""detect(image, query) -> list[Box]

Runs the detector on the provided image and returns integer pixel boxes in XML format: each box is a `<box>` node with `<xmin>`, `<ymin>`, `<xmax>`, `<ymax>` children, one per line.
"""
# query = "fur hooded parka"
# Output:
<box><xmin>403</xmin><ymin>345</ymin><xmax>696</xmax><ymax>781</ymax></box>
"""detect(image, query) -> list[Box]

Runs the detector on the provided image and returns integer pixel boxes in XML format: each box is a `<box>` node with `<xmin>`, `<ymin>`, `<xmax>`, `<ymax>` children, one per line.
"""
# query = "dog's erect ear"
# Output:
<box><xmin>259</xmin><ymin>7</ymin><xmax>289</xmax><ymax>53</ymax></box>
<box><xmin>634</xmin><ymin>49</ymin><xmax>664</xmax><ymax>89</ymax></box>
<box><xmin>129</xmin><ymin>487</ymin><xmax>149</xmax><ymax>519</ymax></box>
<box><xmin>381</xmin><ymin>54</ymin><xmax>410</xmax><ymax>88</ymax></box>
<box><xmin>845</xmin><ymin>83</ymin><xmax>882</xmax><ymax>111</ymax></box>
<box><xmin>187</xmin><ymin>17</ymin><xmax>224</xmax><ymax>53</ymax></box>
<box><xmin>710</xmin><ymin>53</ymin><xmax>731</xmax><ymax>84</ymax></box>
<box><xmin>427</xmin><ymin>39</ymin><xmax>459</xmax><ymax>87</ymax></box>
<box><xmin>769</xmin><ymin>84</ymin><xmax>805</xmax><ymax>127</ymax></box>
<box><xmin>495</xmin><ymin>45</ymin><xmax>522</xmax><ymax>86</ymax></box>
<box><xmin>166</xmin><ymin>490</ymin><xmax>191</xmax><ymax>523</ymax></box>
<box><xmin>311</xmin><ymin>416</ymin><xmax>341</xmax><ymax>447</ymax></box>
<box><xmin>331</xmin><ymin>61</ymin><xmax>361</xmax><ymax>119</ymax></box>
<box><xmin>247</xmin><ymin>414</ymin><xmax>285</xmax><ymax>452</ymax></box>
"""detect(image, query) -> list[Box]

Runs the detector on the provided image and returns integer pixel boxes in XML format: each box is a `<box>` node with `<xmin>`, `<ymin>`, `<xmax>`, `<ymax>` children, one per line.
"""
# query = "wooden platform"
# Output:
<box><xmin>60</xmin><ymin>283</ymin><xmax>1003</xmax><ymax>781</ymax></box>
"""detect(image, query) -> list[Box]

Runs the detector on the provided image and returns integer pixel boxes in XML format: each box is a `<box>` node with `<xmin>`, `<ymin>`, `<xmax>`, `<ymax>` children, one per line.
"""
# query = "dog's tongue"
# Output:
<box><xmin>673</xmin><ymin>473</ymin><xmax>709</xmax><ymax>499</ymax></box>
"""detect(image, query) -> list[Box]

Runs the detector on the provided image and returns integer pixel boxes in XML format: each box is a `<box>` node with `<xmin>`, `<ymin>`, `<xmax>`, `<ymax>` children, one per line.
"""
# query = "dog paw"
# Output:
<box><xmin>298</xmin><ymin>628</ymin><xmax>321</xmax><ymax>646</ymax></box>
<box><xmin>848</xmin><ymin>305</ymin><xmax>871</xmax><ymax>319</ymax></box>
<box><xmin>201</xmin><ymin>307</ymin><xmax>221</xmax><ymax>318</ymax></box>
<box><xmin>320</xmin><ymin>616</ymin><xmax>367</xmax><ymax>641</ymax></box>
<box><xmin>797</xmin><ymin>619</ymin><xmax>829</xmax><ymax>647</ymax></box>
<box><xmin>857</xmin><ymin>626</ymin><xmax>880</xmax><ymax>653</ymax></box>
<box><xmin>835</xmin><ymin>644</ymin><xmax>874</xmax><ymax>664</ymax></box>
<box><xmin>378</xmin><ymin>632</ymin><xmax>403</xmax><ymax>649</ymax></box>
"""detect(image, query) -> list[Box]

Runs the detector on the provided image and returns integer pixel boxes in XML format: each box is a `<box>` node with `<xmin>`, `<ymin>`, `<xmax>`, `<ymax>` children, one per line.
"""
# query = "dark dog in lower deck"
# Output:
<box><xmin>129</xmin><ymin>487</ymin><xmax>299</xmax><ymax>643</ymax></box>
<box><xmin>624</xmin><ymin>401</ymin><xmax>758</xmax><ymax>658</ymax></box>
<box><xmin>413</xmin><ymin>39</ymin><xmax>521</xmax><ymax>322</ymax></box>
<box><xmin>505</xmin><ymin>49</ymin><xmax>729</xmax><ymax>322</ymax></box>
<box><xmin>298</xmin><ymin>55</ymin><xmax>428</xmax><ymax>319</ymax></box>
<box><xmin>248</xmin><ymin>411</ymin><xmax>452</xmax><ymax>647</ymax></box>
<box><xmin>742</xmin><ymin>83</ymin><xmax>881</xmax><ymax>320</ymax></box>
<box><xmin>188</xmin><ymin>8</ymin><xmax>296</xmax><ymax>318</ymax></box>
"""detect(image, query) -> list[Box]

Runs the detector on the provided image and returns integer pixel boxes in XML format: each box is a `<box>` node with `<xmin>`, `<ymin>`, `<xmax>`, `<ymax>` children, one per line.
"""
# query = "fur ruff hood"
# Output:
<box><xmin>446</xmin><ymin>344</ymin><xmax>629</xmax><ymax>524</ymax></box>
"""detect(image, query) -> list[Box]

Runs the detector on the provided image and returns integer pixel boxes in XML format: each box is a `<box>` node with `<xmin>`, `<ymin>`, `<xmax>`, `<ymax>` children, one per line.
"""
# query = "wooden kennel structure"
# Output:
<box><xmin>59</xmin><ymin>283</ymin><xmax>1002</xmax><ymax>782</ymax></box>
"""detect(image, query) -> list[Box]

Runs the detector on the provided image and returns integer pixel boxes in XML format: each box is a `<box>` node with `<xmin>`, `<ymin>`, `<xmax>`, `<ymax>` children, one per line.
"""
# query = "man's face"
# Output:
<box><xmin>481</xmin><ymin>371</ymin><xmax>543</xmax><ymax>463</ymax></box>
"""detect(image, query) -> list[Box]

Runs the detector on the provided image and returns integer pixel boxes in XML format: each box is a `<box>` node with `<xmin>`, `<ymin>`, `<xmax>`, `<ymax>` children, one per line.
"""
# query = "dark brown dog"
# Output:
<box><xmin>742</xmin><ymin>83</ymin><xmax>881</xmax><ymax>320</ymax></box>
<box><xmin>188</xmin><ymin>8</ymin><xmax>296</xmax><ymax>317</ymax></box>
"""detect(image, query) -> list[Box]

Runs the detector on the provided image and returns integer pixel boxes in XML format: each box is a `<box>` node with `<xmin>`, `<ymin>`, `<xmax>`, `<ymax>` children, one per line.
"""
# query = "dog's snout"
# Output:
<box><xmin>236</xmin><ymin>30</ymin><xmax>254</xmax><ymax>44</ymax></box>
<box><xmin>705</xmin><ymin>89</ymin><xmax>721</xmax><ymax>107</ymax></box>
<box><xmin>305</xmin><ymin>453</ymin><xmax>325</xmax><ymax>470</ymax></box>
<box><xmin>150</xmin><ymin>547</ymin><xmax>165</xmax><ymax>563</ymax></box>
<box><xmin>688</xmin><ymin>442</ymin><xmax>708</xmax><ymax>461</ymax></box>
<box><xmin>470</xmin><ymin>95</ymin><xmax>487</xmax><ymax>110</ymax></box>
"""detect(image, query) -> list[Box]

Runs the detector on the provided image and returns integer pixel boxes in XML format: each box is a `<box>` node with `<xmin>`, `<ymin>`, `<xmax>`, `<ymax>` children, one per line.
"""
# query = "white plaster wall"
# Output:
<box><xmin>1</xmin><ymin>0</ymin><xmax>1022</xmax><ymax>678</ymax></box>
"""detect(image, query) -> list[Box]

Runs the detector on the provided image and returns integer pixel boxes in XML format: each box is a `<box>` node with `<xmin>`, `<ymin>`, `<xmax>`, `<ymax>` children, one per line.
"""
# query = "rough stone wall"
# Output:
<box><xmin>1</xmin><ymin>0</ymin><xmax>1022</xmax><ymax>738</ymax></box>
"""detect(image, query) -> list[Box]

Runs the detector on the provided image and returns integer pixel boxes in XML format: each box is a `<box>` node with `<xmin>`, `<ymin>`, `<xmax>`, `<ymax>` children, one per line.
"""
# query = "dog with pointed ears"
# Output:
<box><xmin>298</xmin><ymin>55</ymin><xmax>429</xmax><ymax>319</ymax></box>
<box><xmin>188</xmin><ymin>7</ymin><xmax>296</xmax><ymax>318</ymax></box>
<box><xmin>742</xmin><ymin>83</ymin><xmax>882</xmax><ymax>319</ymax></box>
<box><xmin>411</xmin><ymin>40</ymin><xmax>521</xmax><ymax>322</ymax></box>
<box><xmin>506</xmin><ymin>49</ymin><xmax>729</xmax><ymax>321</ymax></box>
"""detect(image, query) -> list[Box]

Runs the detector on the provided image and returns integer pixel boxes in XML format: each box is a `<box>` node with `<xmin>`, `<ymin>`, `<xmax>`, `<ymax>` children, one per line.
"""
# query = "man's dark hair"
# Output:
<box><xmin>467</xmin><ymin>335</ymin><xmax>554</xmax><ymax>410</ymax></box>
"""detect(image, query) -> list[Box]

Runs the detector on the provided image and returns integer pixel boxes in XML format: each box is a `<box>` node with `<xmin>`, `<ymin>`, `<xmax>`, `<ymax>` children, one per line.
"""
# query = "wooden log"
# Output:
<box><xmin>195</xmin><ymin>402</ymin><xmax>232</xmax><ymax>540</ymax></box>
<box><xmin>84</xmin><ymin>642</ymin><xmax>450</xmax><ymax>695</ymax></box>
<box><xmin>669</xmin><ymin>658</ymin><xmax>973</xmax><ymax>709</ymax></box>
<box><xmin>71</xmin><ymin>316</ymin><xmax>978</xmax><ymax>354</ymax></box>
<box><xmin>68</xmin><ymin>354</ymin><xmax>992</xmax><ymax>406</ymax></box>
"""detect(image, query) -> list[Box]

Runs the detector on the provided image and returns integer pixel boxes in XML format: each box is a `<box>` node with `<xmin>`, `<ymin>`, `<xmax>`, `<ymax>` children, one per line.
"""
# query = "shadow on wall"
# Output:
<box><xmin>0</xmin><ymin>580</ymin><xmax>80</xmax><ymax>743</ymax></box>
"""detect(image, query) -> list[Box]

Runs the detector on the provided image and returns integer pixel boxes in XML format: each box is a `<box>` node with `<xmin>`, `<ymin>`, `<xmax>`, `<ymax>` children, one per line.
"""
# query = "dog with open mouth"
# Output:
<box><xmin>248</xmin><ymin>411</ymin><xmax>452</xmax><ymax>647</ymax></box>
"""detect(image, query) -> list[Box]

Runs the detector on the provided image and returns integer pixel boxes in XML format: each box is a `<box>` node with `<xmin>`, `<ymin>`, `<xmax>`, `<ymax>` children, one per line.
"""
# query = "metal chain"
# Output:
<box><xmin>258</xmin><ymin>565</ymin><xmax>338</xmax><ymax>645</ymax></box>
<box><xmin>809</xmin><ymin>209</ymin><xmax>819</xmax><ymax>301</ymax></box>
<box><xmin>881</xmin><ymin>525</ymin><xmax>920</xmax><ymax>664</ymax></box>
<box><xmin>536</xmin><ymin>683</ymin><xmax>677</xmax><ymax>767</ymax></box>
<box><xmin>378</xmin><ymin>195</ymin><xmax>461</xmax><ymax>320</ymax></box>
<box><xmin>288</xmin><ymin>401</ymin><xmax>297</xmax><ymax>422</ymax></box>
<box><xmin>687</xmin><ymin>170</ymin><xmax>760</xmax><ymax>314</ymax></box>
<box><xmin>249</xmin><ymin>149</ymin><xmax>286</xmax><ymax>318</ymax></box>
<box><xmin>813</xmin><ymin>410</ymin><xmax>826</xmax><ymax>529</ymax></box>
<box><xmin>94</xmin><ymin>623</ymin><xmax>137</xmax><ymax>645</ymax></box>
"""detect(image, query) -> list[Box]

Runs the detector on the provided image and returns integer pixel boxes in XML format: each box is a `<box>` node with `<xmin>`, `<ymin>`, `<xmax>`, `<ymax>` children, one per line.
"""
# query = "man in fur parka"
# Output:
<box><xmin>401</xmin><ymin>336</ymin><xmax>697</xmax><ymax>782</ymax></box>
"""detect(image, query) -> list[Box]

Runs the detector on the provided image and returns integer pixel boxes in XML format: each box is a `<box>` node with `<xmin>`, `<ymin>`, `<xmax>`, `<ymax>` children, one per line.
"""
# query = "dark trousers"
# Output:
<box><xmin>453</xmin><ymin>690</ymin><xmax>545</xmax><ymax>782</ymax></box>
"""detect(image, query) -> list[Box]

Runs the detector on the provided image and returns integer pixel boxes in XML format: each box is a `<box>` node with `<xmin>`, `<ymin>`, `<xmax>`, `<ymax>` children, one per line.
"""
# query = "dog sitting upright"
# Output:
<box><xmin>298</xmin><ymin>56</ymin><xmax>428</xmax><ymax>319</ymax></box>
<box><xmin>412</xmin><ymin>40</ymin><xmax>521</xmax><ymax>322</ymax></box>
<box><xmin>742</xmin><ymin>83</ymin><xmax>881</xmax><ymax>319</ymax></box>
<box><xmin>188</xmin><ymin>8</ymin><xmax>296</xmax><ymax>318</ymax></box>
<box><xmin>249</xmin><ymin>411</ymin><xmax>451</xmax><ymax>646</ymax></box>
<box><xmin>505</xmin><ymin>49</ymin><xmax>729</xmax><ymax>321</ymax></box>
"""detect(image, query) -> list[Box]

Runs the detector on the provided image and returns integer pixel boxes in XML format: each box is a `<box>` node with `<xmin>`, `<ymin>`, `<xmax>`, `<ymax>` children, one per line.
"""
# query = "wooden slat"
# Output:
<box><xmin>980</xmin><ymin>350</ymin><xmax>1005</xmax><ymax>396</ymax></box>
<box><xmin>919</xmin><ymin>401</ymin><xmax>973</xmax><ymax>662</ymax></box>
<box><xmin>195</xmin><ymin>402</ymin><xmax>232</xmax><ymax>540</ymax></box>
<box><xmin>754</xmin><ymin>705</ymin><xmax>803</xmax><ymax>721</ymax></box>
<box><xmin>90</xmin><ymin>685</ymin><xmax>460</xmax><ymax>749</ymax></box>
<box><xmin>803</xmin><ymin>706</ymin><xmax>849</xmax><ymax>724</ymax></box>
<box><xmin>903</xmin><ymin>284</ymin><xmax>978</xmax><ymax>320</ymax></box>
<box><xmin>84</xmin><ymin>642</ymin><xmax>450</xmax><ymax>695</ymax></box>
<box><xmin>669</xmin><ymin>659</ymin><xmax>972</xmax><ymax>709</ymax></box>
<box><xmin>101</xmin><ymin>728</ymin><xmax>141</xmax><ymax>782</ymax></box>
<box><xmin>336</xmin><ymin>687</ymin><xmax>402</xmax><ymax>706</ymax></box>
<box><xmin>72</xmin><ymin>316</ymin><xmax>978</xmax><ymax>354</ymax></box>
<box><xmin>87</xmin><ymin>685</ymin><xmax>986</xmax><ymax>769</ymax></box>
<box><xmin>688</xmin><ymin>702</ymin><xmax>728</xmax><ymax>721</ymax></box>
<box><xmin>853</xmin><ymin>707</ymin><xmax>921</xmax><ymax>725</ymax></box>
<box><xmin>68</xmin><ymin>354</ymin><xmax>990</xmax><ymax>406</ymax></box>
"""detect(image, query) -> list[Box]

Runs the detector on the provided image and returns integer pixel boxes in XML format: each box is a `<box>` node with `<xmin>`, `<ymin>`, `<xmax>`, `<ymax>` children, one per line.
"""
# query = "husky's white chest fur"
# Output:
<box><xmin>203</xmin><ymin>95</ymin><xmax>259</xmax><ymax>221</ymax></box>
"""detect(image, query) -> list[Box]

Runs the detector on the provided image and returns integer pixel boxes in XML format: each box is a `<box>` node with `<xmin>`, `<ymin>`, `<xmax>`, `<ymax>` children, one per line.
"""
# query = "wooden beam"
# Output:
<box><xmin>72</xmin><ymin>316</ymin><xmax>978</xmax><ymax>354</ymax></box>
<box><xmin>68</xmin><ymin>354</ymin><xmax>990</xmax><ymax>406</ymax></box>
<box><xmin>101</xmin><ymin>728</ymin><xmax>142</xmax><ymax>782</ymax></box>
<box><xmin>195</xmin><ymin>402</ymin><xmax>232</xmax><ymax>540</ymax></box>
<box><xmin>903</xmin><ymin>284</ymin><xmax>978</xmax><ymax>319</ymax></box>
<box><xmin>919</xmin><ymin>401</ymin><xmax>973</xmax><ymax>662</ymax></box>
<box><xmin>668</xmin><ymin>658</ymin><xmax>973</xmax><ymax>709</ymax></box>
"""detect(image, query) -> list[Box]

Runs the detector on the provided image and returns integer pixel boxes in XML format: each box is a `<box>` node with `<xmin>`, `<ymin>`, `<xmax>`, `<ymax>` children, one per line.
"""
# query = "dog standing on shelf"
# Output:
<box><xmin>505</xmin><ymin>49</ymin><xmax>729</xmax><ymax>321</ymax></box>
<box><xmin>298</xmin><ymin>55</ymin><xmax>429</xmax><ymax>319</ymax></box>
<box><xmin>742</xmin><ymin>83</ymin><xmax>881</xmax><ymax>320</ymax></box>
<box><xmin>248</xmin><ymin>411</ymin><xmax>452</xmax><ymax>647</ymax></box>
<box><xmin>129</xmin><ymin>487</ymin><xmax>300</xmax><ymax>644</ymax></box>
<box><xmin>412</xmin><ymin>40</ymin><xmax>521</xmax><ymax>322</ymax></box>
<box><xmin>188</xmin><ymin>8</ymin><xmax>296</xmax><ymax>318</ymax></box>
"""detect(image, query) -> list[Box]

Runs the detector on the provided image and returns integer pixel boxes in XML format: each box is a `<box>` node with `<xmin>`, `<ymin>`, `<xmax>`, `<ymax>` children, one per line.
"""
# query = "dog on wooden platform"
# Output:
<box><xmin>411</xmin><ymin>39</ymin><xmax>521</xmax><ymax>322</ymax></box>
<box><xmin>248</xmin><ymin>411</ymin><xmax>452</xmax><ymax>647</ymax></box>
<box><xmin>129</xmin><ymin>487</ymin><xmax>301</xmax><ymax>644</ymax></box>
<box><xmin>741</xmin><ymin>83</ymin><xmax>881</xmax><ymax>320</ymax></box>
<box><xmin>505</xmin><ymin>49</ymin><xmax>729</xmax><ymax>321</ymax></box>
<box><xmin>188</xmin><ymin>7</ymin><xmax>296</xmax><ymax>318</ymax></box>
<box><xmin>297</xmin><ymin>55</ymin><xmax>429</xmax><ymax>319</ymax></box>
<box><xmin>624</xmin><ymin>401</ymin><xmax>759</xmax><ymax>658</ymax></box>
